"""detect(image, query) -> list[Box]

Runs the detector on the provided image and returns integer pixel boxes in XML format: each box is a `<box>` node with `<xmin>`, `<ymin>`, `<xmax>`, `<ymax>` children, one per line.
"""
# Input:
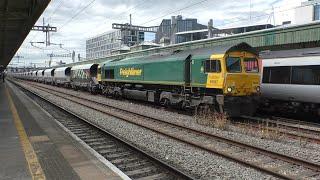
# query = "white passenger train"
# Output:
<box><xmin>261</xmin><ymin>48</ymin><xmax>320</xmax><ymax>116</ymax></box>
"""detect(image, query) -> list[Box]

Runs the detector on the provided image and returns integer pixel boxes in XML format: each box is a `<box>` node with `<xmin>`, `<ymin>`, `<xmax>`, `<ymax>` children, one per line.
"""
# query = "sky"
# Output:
<box><xmin>11</xmin><ymin>0</ymin><xmax>304</xmax><ymax>67</ymax></box>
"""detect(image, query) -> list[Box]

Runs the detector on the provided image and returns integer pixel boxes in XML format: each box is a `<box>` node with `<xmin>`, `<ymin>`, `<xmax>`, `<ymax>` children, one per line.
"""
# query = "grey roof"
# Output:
<box><xmin>0</xmin><ymin>0</ymin><xmax>51</xmax><ymax>68</ymax></box>
<box><xmin>260</xmin><ymin>47</ymin><xmax>320</xmax><ymax>59</ymax></box>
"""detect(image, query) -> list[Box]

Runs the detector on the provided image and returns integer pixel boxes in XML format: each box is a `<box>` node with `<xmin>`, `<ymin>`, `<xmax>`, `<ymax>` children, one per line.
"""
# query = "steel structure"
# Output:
<box><xmin>31</xmin><ymin>18</ymin><xmax>57</xmax><ymax>46</ymax></box>
<box><xmin>61</xmin><ymin>21</ymin><xmax>320</xmax><ymax>67</ymax></box>
<box><xmin>112</xmin><ymin>23</ymin><xmax>159</xmax><ymax>33</ymax></box>
<box><xmin>0</xmin><ymin>0</ymin><xmax>51</xmax><ymax>70</ymax></box>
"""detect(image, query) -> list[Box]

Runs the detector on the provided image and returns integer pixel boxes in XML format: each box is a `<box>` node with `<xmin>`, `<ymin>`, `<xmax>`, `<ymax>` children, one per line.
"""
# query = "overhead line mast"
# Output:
<box><xmin>31</xmin><ymin>18</ymin><xmax>57</xmax><ymax>46</ymax></box>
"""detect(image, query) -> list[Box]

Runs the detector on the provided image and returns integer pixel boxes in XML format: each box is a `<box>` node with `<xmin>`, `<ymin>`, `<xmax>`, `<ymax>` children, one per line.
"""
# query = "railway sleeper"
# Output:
<box><xmin>82</xmin><ymin>137</ymin><xmax>109</xmax><ymax>143</ymax></box>
<box><xmin>99</xmin><ymin>148</ymin><xmax>128</xmax><ymax>155</ymax></box>
<box><xmin>125</xmin><ymin>166</ymin><xmax>163</xmax><ymax>179</ymax></box>
<box><xmin>75</xmin><ymin>132</ymin><xmax>102</xmax><ymax>138</ymax></box>
<box><xmin>90</xmin><ymin>144</ymin><xmax>116</xmax><ymax>150</ymax></box>
<box><xmin>110</xmin><ymin>156</ymin><xmax>142</xmax><ymax>165</ymax></box>
<box><xmin>135</xmin><ymin>172</ymin><xmax>171</xmax><ymax>180</ymax></box>
<box><xmin>118</xmin><ymin>161</ymin><xmax>152</xmax><ymax>171</ymax></box>
<box><xmin>105</xmin><ymin>152</ymin><xmax>133</xmax><ymax>160</ymax></box>
<box><xmin>68</xmin><ymin>128</ymin><xmax>93</xmax><ymax>133</ymax></box>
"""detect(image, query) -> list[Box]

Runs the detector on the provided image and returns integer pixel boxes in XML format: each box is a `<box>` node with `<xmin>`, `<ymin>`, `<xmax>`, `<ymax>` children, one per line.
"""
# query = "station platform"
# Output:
<box><xmin>0</xmin><ymin>81</ymin><xmax>123</xmax><ymax>180</ymax></box>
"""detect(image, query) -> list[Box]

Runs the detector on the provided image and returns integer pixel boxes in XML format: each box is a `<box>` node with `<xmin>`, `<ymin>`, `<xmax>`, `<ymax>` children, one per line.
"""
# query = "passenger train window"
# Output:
<box><xmin>291</xmin><ymin>65</ymin><xmax>320</xmax><ymax>85</ymax></box>
<box><xmin>244</xmin><ymin>58</ymin><xmax>259</xmax><ymax>73</ymax></box>
<box><xmin>263</xmin><ymin>66</ymin><xmax>291</xmax><ymax>84</ymax></box>
<box><xmin>226</xmin><ymin>57</ymin><xmax>241</xmax><ymax>73</ymax></box>
<box><xmin>270</xmin><ymin>66</ymin><xmax>291</xmax><ymax>84</ymax></box>
<box><xmin>262</xmin><ymin>67</ymin><xmax>271</xmax><ymax>83</ymax></box>
<box><xmin>203</xmin><ymin>59</ymin><xmax>221</xmax><ymax>73</ymax></box>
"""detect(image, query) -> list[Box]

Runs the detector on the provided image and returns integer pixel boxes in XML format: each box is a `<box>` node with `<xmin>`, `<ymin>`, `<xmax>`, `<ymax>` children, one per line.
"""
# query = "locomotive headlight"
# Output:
<box><xmin>227</xmin><ymin>87</ymin><xmax>232</xmax><ymax>93</ymax></box>
<box><xmin>256</xmin><ymin>86</ymin><xmax>260</xmax><ymax>92</ymax></box>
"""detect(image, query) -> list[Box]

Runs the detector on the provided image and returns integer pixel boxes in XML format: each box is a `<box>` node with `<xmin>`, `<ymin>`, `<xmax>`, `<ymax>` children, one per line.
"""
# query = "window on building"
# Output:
<box><xmin>315</xmin><ymin>5</ymin><xmax>320</xmax><ymax>20</ymax></box>
<box><xmin>203</xmin><ymin>59</ymin><xmax>221</xmax><ymax>73</ymax></box>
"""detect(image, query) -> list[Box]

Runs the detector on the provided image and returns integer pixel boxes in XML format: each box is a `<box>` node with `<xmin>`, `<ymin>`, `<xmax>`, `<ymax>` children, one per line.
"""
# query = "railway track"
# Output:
<box><xmin>27</xmin><ymin>80</ymin><xmax>320</xmax><ymax>144</ymax></box>
<box><xmin>239</xmin><ymin>116</ymin><xmax>320</xmax><ymax>144</ymax></box>
<box><xmin>9</xmin><ymin>80</ymin><xmax>194</xmax><ymax>180</ymax></box>
<box><xmin>270</xmin><ymin>116</ymin><xmax>320</xmax><ymax>131</ymax></box>
<box><xmin>17</xmin><ymin>80</ymin><xmax>320</xmax><ymax>179</ymax></box>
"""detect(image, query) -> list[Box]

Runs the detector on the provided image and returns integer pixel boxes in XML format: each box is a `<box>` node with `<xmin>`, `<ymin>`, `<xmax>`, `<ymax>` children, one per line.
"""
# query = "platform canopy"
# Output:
<box><xmin>0</xmin><ymin>0</ymin><xmax>50</xmax><ymax>71</ymax></box>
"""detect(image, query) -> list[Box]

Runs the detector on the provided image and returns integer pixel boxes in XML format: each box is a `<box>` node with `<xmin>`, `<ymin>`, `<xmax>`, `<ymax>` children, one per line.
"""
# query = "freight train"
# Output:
<box><xmin>260</xmin><ymin>48</ymin><xmax>320</xmax><ymax>116</ymax></box>
<box><xmin>11</xmin><ymin>42</ymin><xmax>261</xmax><ymax>117</ymax></box>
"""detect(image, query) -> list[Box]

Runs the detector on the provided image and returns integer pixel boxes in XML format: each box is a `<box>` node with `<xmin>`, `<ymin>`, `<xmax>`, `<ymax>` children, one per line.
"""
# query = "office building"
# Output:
<box><xmin>86</xmin><ymin>28</ymin><xmax>144</xmax><ymax>60</ymax></box>
<box><xmin>295</xmin><ymin>0</ymin><xmax>320</xmax><ymax>24</ymax></box>
<box><xmin>155</xmin><ymin>15</ymin><xmax>207</xmax><ymax>44</ymax></box>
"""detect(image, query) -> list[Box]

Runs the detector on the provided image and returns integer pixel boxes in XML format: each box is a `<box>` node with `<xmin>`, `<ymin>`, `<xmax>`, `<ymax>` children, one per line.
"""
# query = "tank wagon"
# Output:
<box><xmin>53</xmin><ymin>67</ymin><xmax>71</xmax><ymax>87</ymax></box>
<box><xmin>70</xmin><ymin>64</ymin><xmax>101</xmax><ymax>93</ymax></box>
<box><xmin>32</xmin><ymin>71</ymin><xmax>37</xmax><ymax>81</ymax></box>
<box><xmin>43</xmin><ymin>69</ymin><xmax>55</xmax><ymax>84</ymax></box>
<box><xmin>36</xmin><ymin>70</ymin><xmax>44</xmax><ymax>82</ymax></box>
<box><xmin>100</xmin><ymin>42</ymin><xmax>261</xmax><ymax>116</ymax></box>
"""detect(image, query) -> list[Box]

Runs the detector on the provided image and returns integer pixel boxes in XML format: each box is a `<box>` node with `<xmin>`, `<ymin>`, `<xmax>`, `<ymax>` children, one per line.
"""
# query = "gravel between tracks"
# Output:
<box><xmin>15</xmin><ymin>81</ymin><xmax>279</xmax><ymax>179</ymax></box>
<box><xmin>33</xmin><ymin>82</ymin><xmax>320</xmax><ymax>165</ymax></box>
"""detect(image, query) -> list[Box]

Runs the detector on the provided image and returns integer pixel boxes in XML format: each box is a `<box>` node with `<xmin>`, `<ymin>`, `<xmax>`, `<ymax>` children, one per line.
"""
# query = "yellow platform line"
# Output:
<box><xmin>5</xmin><ymin>86</ymin><xmax>46</xmax><ymax>180</ymax></box>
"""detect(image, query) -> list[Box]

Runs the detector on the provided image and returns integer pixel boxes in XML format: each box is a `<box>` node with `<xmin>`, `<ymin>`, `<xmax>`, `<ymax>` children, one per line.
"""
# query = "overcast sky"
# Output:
<box><xmin>12</xmin><ymin>0</ymin><xmax>304</xmax><ymax>67</ymax></box>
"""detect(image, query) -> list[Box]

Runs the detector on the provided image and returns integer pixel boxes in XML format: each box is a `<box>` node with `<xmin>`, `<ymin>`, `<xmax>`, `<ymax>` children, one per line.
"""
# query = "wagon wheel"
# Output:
<box><xmin>103</xmin><ymin>88</ymin><xmax>111</xmax><ymax>97</ymax></box>
<box><xmin>179</xmin><ymin>100</ymin><xmax>187</xmax><ymax>110</ymax></box>
<box><xmin>114</xmin><ymin>91</ymin><xmax>121</xmax><ymax>99</ymax></box>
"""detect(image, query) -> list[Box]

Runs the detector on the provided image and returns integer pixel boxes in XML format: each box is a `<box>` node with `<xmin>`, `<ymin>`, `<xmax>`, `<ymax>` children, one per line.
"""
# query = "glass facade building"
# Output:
<box><xmin>155</xmin><ymin>15</ymin><xmax>207</xmax><ymax>44</ymax></box>
<box><xmin>314</xmin><ymin>4</ymin><xmax>320</xmax><ymax>20</ymax></box>
<box><xmin>86</xmin><ymin>29</ymin><xmax>144</xmax><ymax>60</ymax></box>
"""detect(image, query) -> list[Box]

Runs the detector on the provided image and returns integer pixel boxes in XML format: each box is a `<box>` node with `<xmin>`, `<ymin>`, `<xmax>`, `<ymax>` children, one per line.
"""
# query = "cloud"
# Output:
<box><xmin>13</xmin><ymin>0</ymin><xmax>304</xmax><ymax>67</ymax></box>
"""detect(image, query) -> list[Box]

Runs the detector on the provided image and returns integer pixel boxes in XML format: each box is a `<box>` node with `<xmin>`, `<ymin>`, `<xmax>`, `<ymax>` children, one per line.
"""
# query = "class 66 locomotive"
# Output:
<box><xmin>100</xmin><ymin>42</ymin><xmax>261</xmax><ymax>117</ymax></box>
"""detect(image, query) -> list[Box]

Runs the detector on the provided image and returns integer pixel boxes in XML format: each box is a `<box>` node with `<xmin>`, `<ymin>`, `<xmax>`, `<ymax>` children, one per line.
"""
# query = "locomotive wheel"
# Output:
<box><xmin>160</xmin><ymin>98</ymin><xmax>170</xmax><ymax>107</ymax></box>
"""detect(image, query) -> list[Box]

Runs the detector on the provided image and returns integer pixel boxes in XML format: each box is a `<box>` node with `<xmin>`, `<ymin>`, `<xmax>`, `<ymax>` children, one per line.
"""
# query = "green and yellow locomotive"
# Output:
<box><xmin>100</xmin><ymin>42</ymin><xmax>261</xmax><ymax>116</ymax></box>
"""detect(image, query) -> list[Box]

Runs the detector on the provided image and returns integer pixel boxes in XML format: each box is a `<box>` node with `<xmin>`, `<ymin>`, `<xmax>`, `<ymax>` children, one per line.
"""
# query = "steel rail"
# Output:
<box><xmin>10</xmin><ymin>79</ymin><xmax>195</xmax><ymax>180</ymax></box>
<box><xmin>240</xmin><ymin>116</ymin><xmax>320</xmax><ymax>144</ymax></box>
<box><xmin>22</xmin><ymin>80</ymin><xmax>320</xmax><ymax>179</ymax></box>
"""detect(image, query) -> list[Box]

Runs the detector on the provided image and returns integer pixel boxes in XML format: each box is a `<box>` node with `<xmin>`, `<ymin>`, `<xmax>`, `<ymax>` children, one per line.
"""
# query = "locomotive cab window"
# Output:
<box><xmin>244</xmin><ymin>58</ymin><xmax>259</xmax><ymax>73</ymax></box>
<box><xmin>226</xmin><ymin>57</ymin><xmax>241</xmax><ymax>73</ymax></box>
<box><xmin>203</xmin><ymin>59</ymin><xmax>221</xmax><ymax>73</ymax></box>
<box><xmin>105</xmin><ymin>69</ymin><xmax>114</xmax><ymax>79</ymax></box>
